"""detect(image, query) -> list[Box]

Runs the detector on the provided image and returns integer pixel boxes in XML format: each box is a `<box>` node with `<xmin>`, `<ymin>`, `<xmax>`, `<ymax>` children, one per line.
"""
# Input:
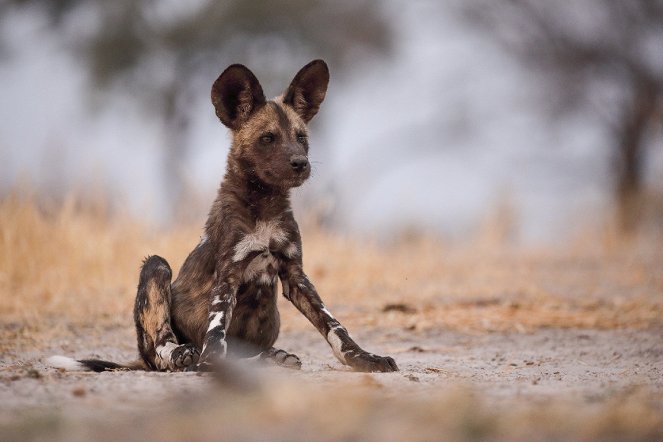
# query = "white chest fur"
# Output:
<box><xmin>233</xmin><ymin>220</ymin><xmax>298</xmax><ymax>285</ymax></box>
<box><xmin>233</xmin><ymin>220</ymin><xmax>288</xmax><ymax>262</ymax></box>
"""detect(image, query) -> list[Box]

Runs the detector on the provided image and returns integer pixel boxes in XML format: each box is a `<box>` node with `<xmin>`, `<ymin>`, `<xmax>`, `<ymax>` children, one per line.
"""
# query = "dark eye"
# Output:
<box><xmin>260</xmin><ymin>133</ymin><xmax>274</xmax><ymax>144</ymax></box>
<box><xmin>296</xmin><ymin>133</ymin><xmax>307</xmax><ymax>144</ymax></box>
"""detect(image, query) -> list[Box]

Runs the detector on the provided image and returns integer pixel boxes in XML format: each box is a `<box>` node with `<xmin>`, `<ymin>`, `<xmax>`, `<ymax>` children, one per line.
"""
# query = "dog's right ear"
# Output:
<box><xmin>211</xmin><ymin>64</ymin><xmax>266</xmax><ymax>130</ymax></box>
<box><xmin>283</xmin><ymin>59</ymin><xmax>329</xmax><ymax>123</ymax></box>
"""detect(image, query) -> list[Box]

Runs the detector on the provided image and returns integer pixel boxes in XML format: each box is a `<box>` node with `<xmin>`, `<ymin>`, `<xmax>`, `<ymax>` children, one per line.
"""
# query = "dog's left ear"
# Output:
<box><xmin>283</xmin><ymin>59</ymin><xmax>329</xmax><ymax>123</ymax></box>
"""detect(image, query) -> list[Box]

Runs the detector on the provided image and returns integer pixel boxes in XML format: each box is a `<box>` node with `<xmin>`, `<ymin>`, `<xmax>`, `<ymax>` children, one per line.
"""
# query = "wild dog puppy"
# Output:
<box><xmin>48</xmin><ymin>60</ymin><xmax>398</xmax><ymax>373</ymax></box>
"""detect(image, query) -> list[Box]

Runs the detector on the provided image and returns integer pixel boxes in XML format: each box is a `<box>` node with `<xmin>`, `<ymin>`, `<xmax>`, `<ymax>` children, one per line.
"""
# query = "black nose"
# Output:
<box><xmin>290</xmin><ymin>155</ymin><xmax>309</xmax><ymax>173</ymax></box>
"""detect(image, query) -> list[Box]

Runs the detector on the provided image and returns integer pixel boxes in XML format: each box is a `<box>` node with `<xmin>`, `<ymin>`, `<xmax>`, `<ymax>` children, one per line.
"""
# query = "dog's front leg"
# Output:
<box><xmin>192</xmin><ymin>279</ymin><xmax>238</xmax><ymax>371</ymax></box>
<box><xmin>282</xmin><ymin>267</ymin><xmax>398</xmax><ymax>372</ymax></box>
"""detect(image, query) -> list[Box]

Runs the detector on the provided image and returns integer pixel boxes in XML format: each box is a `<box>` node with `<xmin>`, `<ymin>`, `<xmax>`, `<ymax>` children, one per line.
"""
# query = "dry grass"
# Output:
<box><xmin>1</xmin><ymin>192</ymin><xmax>662</xmax><ymax>441</ymax></box>
<box><xmin>1</xmin><ymin>192</ymin><xmax>662</xmax><ymax>351</ymax></box>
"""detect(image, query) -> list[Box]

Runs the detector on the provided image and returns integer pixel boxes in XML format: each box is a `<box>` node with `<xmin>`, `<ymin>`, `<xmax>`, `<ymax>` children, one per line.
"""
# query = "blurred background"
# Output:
<box><xmin>1</xmin><ymin>0</ymin><xmax>662</xmax><ymax>244</ymax></box>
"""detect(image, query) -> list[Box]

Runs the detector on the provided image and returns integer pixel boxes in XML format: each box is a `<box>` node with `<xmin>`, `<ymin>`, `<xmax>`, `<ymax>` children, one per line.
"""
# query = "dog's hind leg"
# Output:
<box><xmin>134</xmin><ymin>256</ymin><xmax>199</xmax><ymax>371</ymax></box>
<box><xmin>259</xmin><ymin>347</ymin><xmax>302</xmax><ymax>369</ymax></box>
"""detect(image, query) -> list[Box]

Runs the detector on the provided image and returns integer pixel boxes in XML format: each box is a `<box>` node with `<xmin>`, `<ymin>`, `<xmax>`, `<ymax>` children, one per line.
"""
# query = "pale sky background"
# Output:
<box><xmin>1</xmin><ymin>1</ymin><xmax>662</xmax><ymax>243</ymax></box>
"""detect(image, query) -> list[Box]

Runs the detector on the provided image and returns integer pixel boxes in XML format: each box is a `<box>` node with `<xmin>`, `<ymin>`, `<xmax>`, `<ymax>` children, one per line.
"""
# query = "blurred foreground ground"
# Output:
<box><xmin>1</xmin><ymin>195</ymin><xmax>662</xmax><ymax>441</ymax></box>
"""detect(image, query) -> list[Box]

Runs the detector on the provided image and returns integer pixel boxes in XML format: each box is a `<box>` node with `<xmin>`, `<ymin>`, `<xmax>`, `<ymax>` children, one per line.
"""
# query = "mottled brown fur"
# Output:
<box><xmin>65</xmin><ymin>60</ymin><xmax>398</xmax><ymax>373</ymax></box>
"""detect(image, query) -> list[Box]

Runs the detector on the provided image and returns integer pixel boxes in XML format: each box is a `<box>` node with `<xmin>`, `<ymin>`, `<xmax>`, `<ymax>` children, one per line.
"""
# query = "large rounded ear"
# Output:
<box><xmin>282</xmin><ymin>59</ymin><xmax>329</xmax><ymax>123</ymax></box>
<box><xmin>211</xmin><ymin>64</ymin><xmax>266</xmax><ymax>130</ymax></box>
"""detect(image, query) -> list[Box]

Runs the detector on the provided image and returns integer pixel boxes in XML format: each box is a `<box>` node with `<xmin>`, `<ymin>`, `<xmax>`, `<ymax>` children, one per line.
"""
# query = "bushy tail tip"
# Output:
<box><xmin>46</xmin><ymin>355</ymin><xmax>90</xmax><ymax>371</ymax></box>
<box><xmin>46</xmin><ymin>355</ymin><xmax>140</xmax><ymax>372</ymax></box>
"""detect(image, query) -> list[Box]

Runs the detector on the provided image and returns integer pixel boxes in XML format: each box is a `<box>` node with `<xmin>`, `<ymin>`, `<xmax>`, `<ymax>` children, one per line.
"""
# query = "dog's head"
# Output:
<box><xmin>211</xmin><ymin>60</ymin><xmax>329</xmax><ymax>189</ymax></box>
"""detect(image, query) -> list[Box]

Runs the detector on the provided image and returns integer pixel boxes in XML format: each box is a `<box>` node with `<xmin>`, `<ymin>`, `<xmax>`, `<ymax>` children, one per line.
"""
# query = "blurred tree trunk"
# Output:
<box><xmin>460</xmin><ymin>0</ymin><xmax>663</xmax><ymax>235</ymax></box>
<box><xmin>162</xmin><ymin>90</ymin><xmax>187</xmax><ymax>223</ymax></box>
<box><xmin>161</xmin><ymin>59</ymin><xmax>193</xmax><ymax>223</ymax></box>
<box><xmin>2</xmin><ymin>0</ymin><xmax>393</xmax><ymax>223</ymax></box>
<box><xmin>614</xmin><ymin>79</ymin><xmax>658</xmax><ymax>233</ymax></box>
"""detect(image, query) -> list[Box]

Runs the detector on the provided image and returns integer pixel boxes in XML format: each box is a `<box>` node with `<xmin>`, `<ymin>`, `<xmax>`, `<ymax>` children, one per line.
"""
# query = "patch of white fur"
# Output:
<box><xmin>242</xmin><ymin>252</ymin><xmax>278</xmax><ymax>284</ymax></box>
<box><xmin>232</xmin><ymin>220</ymin><xmax>288</xmax><ymax>262</ymax></box>
<box><xmin>327</xmin><ymin>329</ymin><xmax>347</xmax><ymax>364</ymax></box>
<box><xmin>194</xmin><ymin>234</ymin><xmax>209</xmax><ymax>250</ymax></box>
<box><xmin>207</xmin><ymin>311</ymin><xmax>225</xmax><ymax>331</ymax></box>
<box><xmin>211</xmin><ymin>294</ymin><xmax>222</xmax><ymax>306</ymax></box>
<box><xmin>258</xmin><ymin>272</ymin><xmax>277</xmax><ymax>286</ymax></box>
<box><xmin>155</xmin><ymin>342</ymin><xmax>179</xmax><ymax>370</ymax></box>
<box><xmin>284</xmin><ymin>242</ymin><xmax>299</xmax><ymax>258</ymax></box>
<box><xmin>46</xmin><ymin>355</ymin><xmax>88</xmax><ymax>371</ymax></box>
<box><xmin>156</xmin><ymin>342</ymin><xmax>179</xmax><ymax>362</ymax></box>
<box><xmin>201</xmin><ymin>337</ymin><xmax>227</xmax><ymax>359</ymax></box>
<box><xmin>320</xmin><ymin>305</ymin><xmax>336</xmax><ymax>321</ymax></box>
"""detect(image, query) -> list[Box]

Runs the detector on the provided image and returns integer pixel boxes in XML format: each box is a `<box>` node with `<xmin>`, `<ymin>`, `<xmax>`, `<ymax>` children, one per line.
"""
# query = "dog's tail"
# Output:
<box><xmin>46</xmin><ymin>355</ymin><xmax>147</xmax><ymax>372</ymax></box>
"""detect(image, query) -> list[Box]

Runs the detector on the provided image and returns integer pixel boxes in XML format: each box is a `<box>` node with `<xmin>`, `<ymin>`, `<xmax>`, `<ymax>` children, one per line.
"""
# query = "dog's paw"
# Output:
<box><xmin>185</xmin><ymin>360</ymin><xmax>215</xmax><ymax>372</ymax></box>
<box><xmin>171</xmin><ymin>344</ymin><xmax>200</xmax><ymax>369</ymax></box>
<box><xmin>260</xmin><ymin>348</ymin><xmax>302</xmax><ymax>370</ymax></box>
<box><xmin>346</xmin><ymin>352</ymin><xmax>399</xmax><ymax>372</ymax></box>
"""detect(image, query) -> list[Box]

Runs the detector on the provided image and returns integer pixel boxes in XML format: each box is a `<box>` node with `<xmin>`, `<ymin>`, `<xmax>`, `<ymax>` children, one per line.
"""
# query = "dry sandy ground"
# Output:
<box><xmin>1</xmin><ymin>198</ymin><xmax>662</xmax><ymax>440</ymax></box>
<box><xmin>1</xmin><ymin>321</ymin><xmax>662</xmax><ymax>441</ymax></box>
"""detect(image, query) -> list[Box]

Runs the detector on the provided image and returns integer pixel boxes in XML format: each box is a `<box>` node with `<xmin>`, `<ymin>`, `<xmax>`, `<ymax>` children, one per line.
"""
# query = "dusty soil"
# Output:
<box><xmin>1</xmin><ymin>198</ymin><xmax>662</xmax><ymax>440</ymax></box>
<box><xmin>1</xmin><ymin>320</ymin><xmax>662</xmax><ymax>441</ymax></box>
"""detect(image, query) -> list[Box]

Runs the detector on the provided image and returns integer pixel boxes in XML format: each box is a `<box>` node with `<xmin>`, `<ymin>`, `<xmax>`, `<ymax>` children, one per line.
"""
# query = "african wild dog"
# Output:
<box><xmin>48</xmin><ymin>60</ymin><xmax>398</xmax><ymax>373</ymax></box>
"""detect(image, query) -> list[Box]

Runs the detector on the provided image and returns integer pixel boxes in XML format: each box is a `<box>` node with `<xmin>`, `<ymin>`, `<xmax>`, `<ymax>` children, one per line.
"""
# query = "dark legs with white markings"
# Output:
<box><xmin>134</xmin><ymin>257</ymin><xmax>395</xmax><ymax>372</ymax></box>
<box><xmin>281</xmin><ymin>268</ymin><xmax>398</xmax><ymax>373</ymax></box>
<box><xmin>134</xmin><ymin>256</ymin><xmax>199</xmax><ymax>371</ymax></box>
<box><xmin>193</xmin><ymin>280</ymin><xmax>237</xmax><ymax>371</ymax></box>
